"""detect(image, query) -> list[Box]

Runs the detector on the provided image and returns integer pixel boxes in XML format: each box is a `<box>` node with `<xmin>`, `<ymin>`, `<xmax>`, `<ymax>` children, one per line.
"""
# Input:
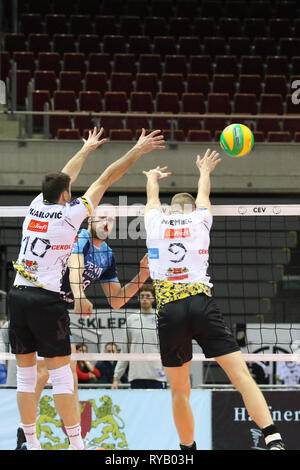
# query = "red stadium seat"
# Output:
<box><xmin>176</xmin><ymin>0</ymin><xmax>198</xmax><ymax>17</ymax></box>
<box><xmin>162</xmin><ymin>129</ymin><xmax>186</xmax><ymax>141</ymax></box>
<box><xmin>28</xmin><ymin>34</ymin><xmax>51</xmax><ymax>55</ymax></box>
<box><xmin>203</xmin><ymin>37</ymin><xmax>226</xmax><ymax>56</ymax></box>
<box><xmin>169</xmin><ymin>17</ymin><xmax>190</xmax><ymax>37</ymax></box>
<box><xmin>130</xmin><ymin>92</ymin><xmax>154</xmax><ymax>113</ymax></box>
<box><xmin>59</xmin><ymin>71</ymin><xmax>82</xmax><ymax>95</ymax></box>
<box><xmin>257</xmin><ymin>94</ymin><xmax>283</xmax><ymax>133</ymax></box>
<box><xmin>109</xmin><ymin>129</ymin><xmax>133</xmax><ymax>140</ymax></box>
<box><xmin>161</xmin><ymin>74</ymin><xmax>184</xmax><ymax>97</ymax></box>
<box><xmin>88</xmin><ymin>53</ymin><xmax>111</xmax><ymax>76</ymax></box>
<box><xmin>215</xmin><ymin>56</ymin><xmax>238</xmax><ymax>77</ymax></box>
<box><xmin>49</xmin><ymin>111</ymin><xmax>72</xmax><ymax>138</ymax></box>
<box><xmin>103</xmin><ymin>35</ymin><xmax>126</xmax><ymax>55</ymax></box>
<box><xmin>45</xmin><ymin>15</ymin><xmax>67</xmax><ymax>36</ymax></box>
<box><xmin>156</xmin><ymin>92</ymin><xmax>180</xmax><ymax>114</ymax></box>
<box><xmin>187</xmin><ymin>130</ymin><xmax>212</xmax><ymax>141</ymax></box>
<box><xmin>20</xmin><ymin>13</ymin><xmax>42</xmax><ymax>34</ymax></box>
<box><xmin>282</xmin><ymin>93</ymin><xmax>300</xmax><ymax>134</ymax></box>
<box><xmin>0</xmin><ymin>51</ymin><xmax>10</xmax><ymax>81</ymax></box>
<box><xmin>85</xmin><ymin>72</ymin><xmax>108</xmax><ymax>94</ymax></box>
<box><xmin>266</xmin><ymin>56</ymin><xmax>289</xmax><ymax>76</ymax></box>
<box><xmin>219</xmin><ymin>18</ymin><xmax>242</xmax><ymax>37</ymax></box>
<box><xmin>152</xmin><ymin>113</ymin><xmax>174</xmax><ymax>131</ymax></box>
<box><xmin>178</xmin><ymin>37</ymin><xmax>201</xmax><ymax>57</ymax></box>
<box><xmin>74</xmin><ymin>114</ymin><xmax>96</xmax><ymax>136</ymax></box>
<box><xmin>32</xmin><ymin>90</ymin><xmax>50</xmax><ymax>126</ymax></box>
<box><xmin>94</xmin><ymin>16</ymin><xmax>117</xmax><ymax>37</ymax></box>
<box><xmin>253</xmin><ymin>131</ymin><xmax>265</xmax><ymax>142</ymax></box>
<box><xmin>239</xmin><ymin>74</ymin><xmax>262</xmax><ymax>98</ymax></box>
<box><xmin>57</xmin><ymin>128</ymin><xmax>81</xmax><ymax>140</ymax></box>
<box><xmin>234</xmin><ymin>93</ymin><xmax>257</xmax><ymax>115</ymax></box>
<box><xmin>128</xmin><ymin>36</ymin><xmax>151</xmax><ymax>57</ymax></box>
<box><xmin>182</xmin><ymin>93</ymin><xmax>206</xmax><ymax>113</ymax></box>
<box><xmin>139</xmin><ymin>54</ymin><xmax>162</xmax><ymax>77</ymax></box>
<box><xmin>240</xmin><ymin>56</ymin><xmax>264</xmax><ymax>76</ymax></box>
<box><xmin>213</xmin><ymin>74</ymin><xmax>236</xmax><ymax>98</ymax></box>
<box><xmin>78</xmin><ymin>35</ymin><xmax>100</xmax><ymax>54</ymax></box>
<box><xmin>114</xmin><ymin>54</ymin><xmax>137</xmax><ymax>75</ymax></box>
<box><xmin>135</xmin><ymin>74</ymin><xmax>159</xmax><ymax>97</ymax></box>
<box><xmin>244</xmin><ymin>18</ymin><xmax>266</xmax><ymax>39</ymax></box>
<box><xmin>70</xmin><ymin>15</ymin><xmax>92</xmax><ymax>36</ymax></box>
<box><xmin>104</xmin><ymin>91</ymin><xmax>128</xmax><ymax>113</ymax></box>
<box><xmin>248</xmin><ymin>1</ymin><xmax>271</xmax><ymax>19</ymax></box>
<box><xmin>119</xmin><ymin>16</ymin><xmax>143</xmax><ymax>36</ymax></box>
<box><xmin>79</xmin><ymin>91</ymin><xmax>102</xmax><ymax>112</ymax></box>
<box><xmin>4</xmin><ymin>34</ymin><xmax>26</xmax><ymax>52</ymax></box>
<box><xmin>164</xmin><ymin>55</ymin><xmax>187</xmax><ymax>76</ymax></box>
<box><xmin>178</xmin><ymin>114</ymin><xmax>202</xmax><ymax>136</ymax></box>
<box><xmin>201</xmin><ymin>0</ymin><xmax>224</xmax><ymax>18</ymax></box>
<box><xmin>38</xmin><ymin>52</ymin><xmax>61</xmax><ymax>76</ymax></box>
<box><xmin>279</xmin><ymin>38</ymin><xmax>300</xmax><ymax>58</ymax></box>
<box><xmin>111</xmin><ymin>73</ymin><xmax>133</xmax><ymax>97</ymax></box>
<box><xmin>13</xmin><ymin>52</ymin><xmax>35</xmax><ymax>73</ymax></box>
<box><xmin>228</xmin><ymin>37</ymin><xmax>251</xmax><ymax>58</ymax></box>
<box><xmin>53</xmin><ymin>90</ymin><xmax>77</xmax><ymax>111</ymax></box>
<box><xmin>153</xmin><ymin>37</ymin><xmax>176</xmax><ymax>57</ymax></box>
<box><xmin>264</xmin><ymin>75</ymin><xmax>287</xmax><ymax>96</ymax></box>
<box><xmin>127</xmin><ymin>0</ymin><xmax>148</xmax><ymax>17</ymax></box>
<box><xmin>34</xmin><ymin>71</ymin><xmax>57</xmax><ymax>96</ymax></box>
<box><xmin>208</xmin><ymin>93</ymin><xmax>231</xmax><ymax>114</ymax></box>
<box><xmin>126</xmin><ymin>112</ymin><xmax>150</xmax><ymax>134</ymax></box>
<box><xmin>63</xmin><ymin>53</ymin><xmax>86</xmax><ymax>76</ymax></box>
<box><xmin>53</xmin><ymin>34</ymin><xmax>76</xmax><ymax>54</ymax></box>
<box><xmin>190</xmin><ymin>55</ymin><xmax>212</xmax><ymax>77</ymax></box>
<box><xmin>194</xmin><ymin>17</ymin><xmax>216</xmax><ymax>38</ymax></box>
<box><xmin>9</xmin><ymin>69</ymin><xmax>31</xmax><ymax>105</ymax></box>
<box><xmin>291</xmin><ymin>57</ymin><xmax>300</xmax><ymax>75</ymax></box>
<box><xmin>254</xmin><ymin>37</ymin><xmax>277</xmax><ymax>57</ymax></box>
<box><xmin>267</xmin><ymin>131</ymin><xmax>291</xmax><ymax>142</ymax></box>
<box><xmin>101</xmin><ymin>0</ymin><xmax>124</xmax><ymax>15</ymax></box>
<box><xmin>269</xmin><ymin>18</ymin><xmax>291</xmax><ymax>40</ymax></box>
<box><xmin>144</xmin><ymin>17</ymin><xmax>168</xmax><ymax>37</ymax></box>
<box><xmin>100</xmin><ymin>114</ymin><xmax>124</xmax><ymax>136</ymax></box>
<box><xmin>151</xmin><ymin>0</ymin><xmax>173</xmax><ymax>17</ymax></box>
<box><xmin>187</xmin><ymin>74</ymin><xmax>210</xmax><ymax>97</ymax></box>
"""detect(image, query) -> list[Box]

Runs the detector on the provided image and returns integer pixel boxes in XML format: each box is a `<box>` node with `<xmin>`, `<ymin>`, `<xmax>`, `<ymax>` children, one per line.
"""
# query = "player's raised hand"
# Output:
<box><xmin>143</xmin><ymin>166</ymin><xmax>172</xmax><ymax>179</ymax></box>
<box><xmin>196</xmin><ymin>149</ymin><xmax>222</xmax><ymax>173</ymax></box>
<box><xmin>82</xmin><ymin>127</ymin><xmax>108</xmax><ymax>151</ymax></box>
<box><xmin>135</xmin><ymin>129</ymin><xmax>166</xmax><ymax>155</ymax></box>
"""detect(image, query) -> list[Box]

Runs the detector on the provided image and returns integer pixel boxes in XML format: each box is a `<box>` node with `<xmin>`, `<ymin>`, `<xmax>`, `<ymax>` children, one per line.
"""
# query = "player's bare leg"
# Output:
<box><xmin>164</xmin><ymin>361</ymin><xmax>196</xmax><ymax>449</ymax></box>
<box><xmin>215</xmin><ymin>350</ymin><xmax>285</xmax><ymax>449</ymax></box>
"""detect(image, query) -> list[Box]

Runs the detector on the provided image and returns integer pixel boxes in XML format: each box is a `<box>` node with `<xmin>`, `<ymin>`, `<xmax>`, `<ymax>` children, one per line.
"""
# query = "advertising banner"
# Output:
<box><xmin>0</xmin><ymin>389</ymin><xmax>211</xmax><ymax>451</ymax></box>
<box><xmin>212</xmin><ymin>390</ymin><xmax>300</xmax><ymax>450</ymax></box>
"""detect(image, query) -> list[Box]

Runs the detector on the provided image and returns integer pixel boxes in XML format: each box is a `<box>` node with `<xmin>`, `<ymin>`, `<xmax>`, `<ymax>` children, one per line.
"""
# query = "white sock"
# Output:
<box><xmin>65</xmin><ymin>424</ymin><xmax>84</xmax><ymax>450</ymax></box>
<box><xmin>22</xmin><ymin>423</ymin><xmax>41</xmax><ymax>450</ymax></box>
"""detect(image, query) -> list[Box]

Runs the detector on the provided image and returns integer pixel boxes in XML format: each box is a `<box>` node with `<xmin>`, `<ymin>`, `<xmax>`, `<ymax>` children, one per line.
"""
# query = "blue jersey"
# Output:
<box><xmin>61</xmin><ymin>229</ymin><xmax>118</xmax><ymax>303</ymax></box>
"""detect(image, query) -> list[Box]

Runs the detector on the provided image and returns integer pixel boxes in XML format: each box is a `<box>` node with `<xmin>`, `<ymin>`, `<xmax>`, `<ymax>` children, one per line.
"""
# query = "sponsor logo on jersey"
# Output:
<box><xmin>167</xmin><ymin>274</ymin><xmax>189</xmax><ymax>281</ymax></box>
<box><xmin>164</xmin><ymin>228</ymin><xmax>191</xmax><ymax>239</ymax></box>
<box><xmin>28</xmin><ymin>219</ymin><xmax>49</xmax><ymax>232</ymax></box>
<box><xmin>21</xmin><ymin>259</ymin><xmax>38</xmax><ymax>271</ymax></box>
<box><xmin>148</xmin><ymin>248</ymin><xmax>159</xmax><ymax>259</ymax></box>
<box><xmin>198</xmin><ymin>249</ymin><xmax>209</xmax><ymax>254</ymax></box>
<box><xmin>161</xmin><ymin>218</ymin><xmax>192</xmax><ymax>225</ymax></box>
<box><xmin>51</xmin><ymin>244</ymin><xmax>72</xmax><ymax>250</ymax></box>
<box><xmin>166</xmin><ymin>266</ymin><xmax>189</xmax><ymax>281</ymax></box>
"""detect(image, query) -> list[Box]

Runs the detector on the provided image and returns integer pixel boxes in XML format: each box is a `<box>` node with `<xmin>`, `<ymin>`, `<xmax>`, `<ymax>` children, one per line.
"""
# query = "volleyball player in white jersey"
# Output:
<box><xmin>8</xmin><ymin>127</ymin><xmax>165</xmax><ymax>450</ymax></box>
<box><xmin>143</xmin><ymin>149</ymin><xmax>285</xmax><ymax>451</ymax></box>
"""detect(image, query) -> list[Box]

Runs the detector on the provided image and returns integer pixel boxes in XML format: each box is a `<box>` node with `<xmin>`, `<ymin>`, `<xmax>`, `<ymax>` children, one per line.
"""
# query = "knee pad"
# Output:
<box><xmin>17</xmin><ymin>365</ymin><xmax>37</xmax><ymax>393</ymax></box>
<box><xmin>49</xmin><ymin>364</ymin><xmax>74</xmax><ymax>395</ymax></box>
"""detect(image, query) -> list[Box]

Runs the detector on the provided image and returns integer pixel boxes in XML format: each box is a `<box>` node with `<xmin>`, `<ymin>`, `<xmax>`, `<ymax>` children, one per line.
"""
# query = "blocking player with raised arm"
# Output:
<box><xmin>143</xmin><ymin>151</ymin><xmax>286</xmax><ymax>451</ymax></box>
<box><xmin>8</xmin><ymin>127</ymin><xmax>165</xmax><ymax>450</ymax></box>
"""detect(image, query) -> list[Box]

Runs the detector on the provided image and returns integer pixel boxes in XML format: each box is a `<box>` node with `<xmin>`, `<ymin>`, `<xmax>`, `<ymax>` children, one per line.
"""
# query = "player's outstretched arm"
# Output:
<box><xmin>61</xmin><ymin>127</ymin><xmax>107</xmax><ymax>184</ymax></box>
<box><xmin>143</xmin><ymin>166</ymin><xmax>172</xmax><ymax>214</ymax></box>
<box><xmin>101</xmin><ymin>254</ymin><xmax>150</xmax><ymax>309</ymax></box>
<box><xmin>84</xmin><ymin>129</ymin><xmax>165</xmax><ymax>210</ymax></box>
<box><xmin>68</xmin><ymin>253</ymin><xmax>93</xmax><ymax>316</ymax></box>
<box><xmin>195</xmin><ymin>149</ymin><xmax>221</xmax><ymax>210</ymax></box>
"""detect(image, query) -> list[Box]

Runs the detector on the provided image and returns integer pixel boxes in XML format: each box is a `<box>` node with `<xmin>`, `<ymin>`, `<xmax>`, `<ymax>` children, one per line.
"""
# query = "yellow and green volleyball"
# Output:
<box><xmin>220</xmin><ymin>123</ymin><xmax>254</xmax><ymax>157</ymax></box>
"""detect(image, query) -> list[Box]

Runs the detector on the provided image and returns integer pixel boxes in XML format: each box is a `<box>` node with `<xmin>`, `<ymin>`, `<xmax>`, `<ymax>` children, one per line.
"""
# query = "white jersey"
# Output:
<box><xmin>14</xmin><ymin>193</ymin><xmax>94</xmax><ymax>292</ymax></box>
<box><xmin>145</xmin><ymin>207</ymin><xmax>213</xmax><ymax>287</ymax></box>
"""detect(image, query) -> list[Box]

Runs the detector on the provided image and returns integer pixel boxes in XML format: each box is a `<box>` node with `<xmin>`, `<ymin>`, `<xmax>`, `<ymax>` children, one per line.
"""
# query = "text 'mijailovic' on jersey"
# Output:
<box><xmin>13</xmin><ymin>193</ymin><xmax>94</xmax><ymax>292</ymax></box>
<box><xmin>145</xmin><ymin>207</ymin><xmax>213</xmax><ymax>286</ymax></box>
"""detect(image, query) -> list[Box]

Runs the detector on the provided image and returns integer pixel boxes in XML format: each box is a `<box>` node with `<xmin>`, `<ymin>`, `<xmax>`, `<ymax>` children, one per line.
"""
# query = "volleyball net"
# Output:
<box><xmin>1</xmin><ymin>203</ymin><xmax>300</xmax><ymax>364</ymax></box>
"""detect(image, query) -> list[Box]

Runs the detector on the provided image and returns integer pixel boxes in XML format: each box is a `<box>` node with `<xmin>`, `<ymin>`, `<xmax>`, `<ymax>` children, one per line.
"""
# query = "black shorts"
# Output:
<box><xmin>157</xmin><ymin>294</ymin><xmax>240</xmax><ymax>367</ymax></box>
<box><xmin>8</xmin><ymin>286</ymin><xmax>71</xmax><ymax>358</ymax></box>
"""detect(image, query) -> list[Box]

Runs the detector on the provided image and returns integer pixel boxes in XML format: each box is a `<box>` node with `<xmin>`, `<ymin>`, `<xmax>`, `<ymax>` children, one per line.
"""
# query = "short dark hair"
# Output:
<box><xmin>42</xmin><ymin>172</ymin><xmax>71</xmax><ymax>203</ymax></box>
<box><xmin>139</xmin><ymin>283</ymin><xmax>155</xmax><ymax>296</ymax></box>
